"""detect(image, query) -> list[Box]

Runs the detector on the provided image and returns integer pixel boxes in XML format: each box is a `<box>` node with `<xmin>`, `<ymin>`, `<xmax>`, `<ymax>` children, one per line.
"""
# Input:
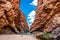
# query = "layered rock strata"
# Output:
<box><xmin>0</xmin><ymin>0</ymin><xmax>29</xmax><ymax>34</ymax></box>
<box><xmin>30</xmin><ymin>0</ymin><xmax>60</xmax><ymax>35</ymax></box>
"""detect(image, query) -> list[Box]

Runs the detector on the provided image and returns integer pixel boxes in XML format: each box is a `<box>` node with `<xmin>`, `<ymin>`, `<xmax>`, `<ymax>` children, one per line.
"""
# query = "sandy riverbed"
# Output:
<box><xmin>0</xmin><ymin>35</ymin><xmax>38</xmax><ymax>40</ymax></box>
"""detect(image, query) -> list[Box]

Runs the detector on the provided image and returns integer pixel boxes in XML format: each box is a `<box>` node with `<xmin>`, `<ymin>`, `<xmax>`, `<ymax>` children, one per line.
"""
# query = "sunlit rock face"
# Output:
<box><xmin>7</xmin><ymin>0</ymin><xmax>20</xmax><ymax>18</ymax></box>
<box><xmin>30</xmin><ymin>0</ymin><xmax>60</xmax><ymax>34</ymax></box>
<box><xmin>0</xmin><ymin>0</ymin><xmax>29</xmax><ymax>34</ymax></box>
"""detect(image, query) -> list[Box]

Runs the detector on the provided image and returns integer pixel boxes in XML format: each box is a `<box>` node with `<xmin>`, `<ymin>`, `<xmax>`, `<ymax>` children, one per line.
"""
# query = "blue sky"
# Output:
<box><xmin>20</xmin><ymin>0</ymin><xmax>38</xmax><ymax>26</ymax></box>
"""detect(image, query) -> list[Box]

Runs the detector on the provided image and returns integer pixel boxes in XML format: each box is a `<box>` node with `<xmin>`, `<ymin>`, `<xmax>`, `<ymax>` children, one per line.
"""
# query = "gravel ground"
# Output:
<box><xmin>0</xmin><ymin>35</ymin><xmax>38</xmax><ymax>40</ymax></box>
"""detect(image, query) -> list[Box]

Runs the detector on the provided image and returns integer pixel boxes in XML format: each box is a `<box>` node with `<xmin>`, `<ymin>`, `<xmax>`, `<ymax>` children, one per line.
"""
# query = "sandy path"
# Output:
<box><xmin>0</xmin><ymin>35</ymin><xmax>38</xmax><ymax>40</ymax></box>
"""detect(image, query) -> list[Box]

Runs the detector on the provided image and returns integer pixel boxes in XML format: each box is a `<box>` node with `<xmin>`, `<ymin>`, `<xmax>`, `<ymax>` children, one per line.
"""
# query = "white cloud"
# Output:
<box><xmin>27</xmin><ymin>10</ymin><xmax>36</xmax><ymax>27</ymax></box>
<box><xmin>28</xmin><ymin>10</ymin><xmax>36</xmax><ymax>17</ymax></box>
<box><xmin>30</xmin><ymin>0</ymin><xmax>38</xmax><ymax>6</ymax></box>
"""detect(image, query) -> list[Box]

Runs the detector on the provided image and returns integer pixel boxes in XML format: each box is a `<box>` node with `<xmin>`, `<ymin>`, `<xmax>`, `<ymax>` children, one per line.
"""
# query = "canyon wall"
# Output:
<box><xmin>0</xmin><ymin>0</ymin><xmax>29</xmax><ymax>34</ymax></box>
<box><xmin>30</xmin><ymin>0</ymin><xmax>60</xmax><ymax>35</ymax></box>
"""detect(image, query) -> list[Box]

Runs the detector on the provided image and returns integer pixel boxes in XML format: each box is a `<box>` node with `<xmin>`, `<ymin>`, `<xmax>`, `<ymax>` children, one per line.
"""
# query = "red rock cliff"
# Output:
<box><xmin>30</xmin><ymin>0</ymin><xmax>60</xmax><ymax>34</ymax></box>
<box><xmin>0</xmin><ymin>0</ymin><xmax>29</xmax><ymax>34</ymax></box>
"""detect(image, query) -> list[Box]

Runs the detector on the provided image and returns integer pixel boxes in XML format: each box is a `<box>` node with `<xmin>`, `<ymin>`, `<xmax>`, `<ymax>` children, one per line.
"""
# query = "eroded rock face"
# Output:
<box><xmin>7</xmin><ymin>0</ymin><xmax>20</xmax><ymax>18</ymax></box>
<box><xmin>0</xmin><ymin>0</ymin><xmax>29</xmax><ymax>34</ymax></box>
<box><xmin>30</xmin><ymin>0</ymin><xmax>60</xmax><ymax>34</ymax></box>
<box><xmin>15</xmin><ymin>10</ymin><xmax>29</xmax><ymax>33</ymax></box>
<box><xmin>51</xmin><ymin>27</ymin><xmax>60</xmax><ymax>38</ymax></box>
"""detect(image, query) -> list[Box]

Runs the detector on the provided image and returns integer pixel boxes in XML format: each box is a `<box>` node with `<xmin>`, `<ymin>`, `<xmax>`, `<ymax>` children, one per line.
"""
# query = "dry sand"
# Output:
<box><xmin>0</xmin><ymin>35</ymin><xmax>38</xmax><ymax>40</ymax></box>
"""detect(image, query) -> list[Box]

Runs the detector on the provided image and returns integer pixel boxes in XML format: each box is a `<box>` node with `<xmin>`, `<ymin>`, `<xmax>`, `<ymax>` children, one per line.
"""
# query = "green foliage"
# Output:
<box><xmin>36</xmin><ymin>32</ymin><xmax>52</xmax><ymax>40</ymax></box>
<box><xmin>43</xmin><ymin>32</ymin><xmax>52</xmax><ymax>38</ymax></box>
